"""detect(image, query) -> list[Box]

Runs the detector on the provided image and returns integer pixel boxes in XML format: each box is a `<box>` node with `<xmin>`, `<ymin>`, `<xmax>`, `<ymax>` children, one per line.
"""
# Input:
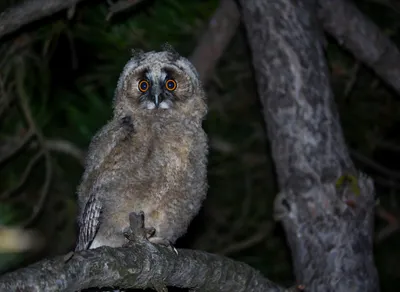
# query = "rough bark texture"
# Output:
<box><xmin>190</xmin><ymin>0</ymin><xmax>240</xmax><ymax>83</ymax></box>
<box><xmin>239</xmin><ymin>0</ymin><xmax>380</xmax><ymax>291</ymax></box>
<box><xmin>0</xmin><ymin>243</ymin><xmax>287</xmax><ymax>292</ymax></box>
<box><xmin>0</xmin><ymin>0</ymin><xmax>83</xmax><ymax>39</ymax></box>
<box><xmin>318</xmin><ymin>0</ymin><xmax>400</xmax><ymax>95</ymax></box>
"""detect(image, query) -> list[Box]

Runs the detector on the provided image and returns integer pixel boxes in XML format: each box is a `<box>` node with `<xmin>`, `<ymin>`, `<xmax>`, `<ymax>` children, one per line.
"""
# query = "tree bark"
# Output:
<box><xmin>238</xmin><ymin>0</ymin><xmax>380</xmax><ymax>291</ymax></box>
<box><xmin>0</xmin><ymin>243</ymin><xmax>287</xmax><ymax>292</ymax></box>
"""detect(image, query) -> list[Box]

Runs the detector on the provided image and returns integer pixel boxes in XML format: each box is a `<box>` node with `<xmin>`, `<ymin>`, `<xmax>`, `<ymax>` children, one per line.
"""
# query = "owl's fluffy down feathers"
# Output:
<box><xmin>75</xmin><ymin>49</ymin><xmax>208</xmax><ymax>251</ymax></box>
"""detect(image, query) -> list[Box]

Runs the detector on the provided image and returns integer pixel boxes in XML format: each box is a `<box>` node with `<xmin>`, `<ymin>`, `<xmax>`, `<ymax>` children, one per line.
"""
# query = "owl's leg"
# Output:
<box><xmin>122</xmin><ymin>211</ymin><xmax>155</xmax><ymax>244</ymax></box>
<box><xmin>122</xmin><ymin>212</ymin><xmax>171</xmax><ymax>292</ymax></box>
<box><xmin>123</xmin><ymin>211</ymin><xmax>178</xmax><ymax>254</ymax></box>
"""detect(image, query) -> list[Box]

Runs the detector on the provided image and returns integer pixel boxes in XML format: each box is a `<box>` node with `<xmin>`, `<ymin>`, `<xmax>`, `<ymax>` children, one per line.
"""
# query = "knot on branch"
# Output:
<box><xmin>273</xmin><ymin>171</ymin><xmax>375</xmax><ymax>224</ymax></box>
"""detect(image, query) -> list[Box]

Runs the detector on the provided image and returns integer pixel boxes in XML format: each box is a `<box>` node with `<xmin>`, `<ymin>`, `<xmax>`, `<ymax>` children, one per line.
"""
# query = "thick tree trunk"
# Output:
<box><xmin>238</xmin><ymin>0</ymin><xmax>380</xmax><ymax>291</ymax></box>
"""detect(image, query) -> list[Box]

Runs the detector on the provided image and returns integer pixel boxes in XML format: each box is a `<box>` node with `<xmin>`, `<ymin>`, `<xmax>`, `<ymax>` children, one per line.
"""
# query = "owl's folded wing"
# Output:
<box><xmin>78</xmin><ymin>116</ymin><xmax>135</xmax><ymax>203</ymax></box>
<box><xmin>75</xmin><ymin>192</ymin><xmax>102</xmax><ymax>251</ymax></box>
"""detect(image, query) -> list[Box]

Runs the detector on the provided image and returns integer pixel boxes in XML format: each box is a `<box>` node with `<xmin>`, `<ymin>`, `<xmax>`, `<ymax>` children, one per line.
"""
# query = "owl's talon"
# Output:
<box><xmin>145</xmin><ymin>227</ymin><xmax>156</xmax><ymax>238</ymax></box>
<box><xmin>152</xmin><ymin>281</ymin><xmax>168</xmax><ymax>292</ymax></box>
<box><xmin>149</xmin><ymin>237</ymin><xmax>178</xmax><ymax>255</ymax></box>
<box><xmin>124</xmin><ymin>212</ymin><xmax>177</xmax><ymax>253</ymax></box>
<box><xmin>123</xmin><ymin>231</ymin><xmax>131</xmax><ymax>241</ymax></box>
<box><xmin>63</xmin><ymin>251</ymin><xmax>75</xmax><ymax>262</ymax></box>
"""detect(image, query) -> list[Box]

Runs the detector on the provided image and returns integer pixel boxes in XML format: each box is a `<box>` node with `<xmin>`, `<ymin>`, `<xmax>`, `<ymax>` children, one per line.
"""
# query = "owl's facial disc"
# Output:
<box><xmin>138</xmin><ymin>69</ymin><xmax>177</xmax><ymax>110</ymax></box>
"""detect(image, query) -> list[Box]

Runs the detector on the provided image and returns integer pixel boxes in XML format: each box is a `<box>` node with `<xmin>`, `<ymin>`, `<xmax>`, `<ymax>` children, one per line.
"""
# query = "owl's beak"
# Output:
<box><xmin>150</xmin><ymin>85</ymin><xmax>162</xmax><ymax>108</ymax></box>
<box><xmin>153</xmin><ymin>94</ymin><xmax>160</xmax><ymax>108</ymax></box>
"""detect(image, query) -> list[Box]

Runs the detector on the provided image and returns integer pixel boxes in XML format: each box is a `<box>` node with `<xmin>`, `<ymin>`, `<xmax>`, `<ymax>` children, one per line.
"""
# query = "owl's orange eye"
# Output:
<box><xmin>138</xmin><ymin>80</ymin><xmax>150</xmax><ymax>92</ymax></box>
<box><xmin>165</xmin><ymin>79</ymin><xmax>177</xmax><ymax>91</ymax></box>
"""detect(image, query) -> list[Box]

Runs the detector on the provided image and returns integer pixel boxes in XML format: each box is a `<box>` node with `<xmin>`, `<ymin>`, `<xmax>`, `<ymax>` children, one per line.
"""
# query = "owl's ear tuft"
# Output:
<box><xmin>131</xmin><ymin>48</ymin><xmax>144</xmax><ymax>58</ymax></box>
<box><xmin>161</xmin><ymin>43</ymin><xmax>179</xmax><ymax>57</ymax></box>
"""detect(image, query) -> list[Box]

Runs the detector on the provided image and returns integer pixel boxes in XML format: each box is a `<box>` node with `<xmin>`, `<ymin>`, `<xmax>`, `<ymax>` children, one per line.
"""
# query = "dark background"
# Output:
<box><xmin>0</xmin><ymin>0</ymin><xmax>399</xmax><ymax>290</ymax></box>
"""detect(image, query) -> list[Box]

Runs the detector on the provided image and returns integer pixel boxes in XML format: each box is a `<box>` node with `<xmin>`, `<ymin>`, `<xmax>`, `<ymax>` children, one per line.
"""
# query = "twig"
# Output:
<box><xmin>0</xmin><ymin>93</ymin><xmax>14</xmax><ymax>118</ymax></box>
<box><xmin>0</xmin><ymin>151</ymin><xmax>43</xmax><ymax>200</ymax></box>
<box><xmin>350</xmin><ymin>149</ymin><xmax>400</xmax><ymax>180</ymax></box>
<box><xmin>218</xmin><ymin>225</ymin><xmax>270</xmax><ymax>256</ymax></box>
<box><xmin>376</xmin><ymin>140</ymin><xmax>400</xmax><ymax>152</ymax></box>
<box><xmin>189</xmin><ymin>0</ymin><xmax>240</xmax><ymax>84</ymax></box>
<box><xmin>376</xmin><ymin>223</ymin><xmax>400</xmax><ymax>242</ymax></box>
<box><xmin>222</xmin><ymin>171</ymin><xmax>257</xmax><ymax>246</ymax></box>
<box><xmin>1</xmin><ymin>137</ymin><xmax>85</xmax><ymax>165</ymax></box>
<box><xmin>0</xmin><ymin>76</ymin><xmax>13</xmax><ymax>118</ymax></box>
<box><xmin>0</xmin><ymin>130</ymin><xmax>34</xmax><ymax>166</ymax></box>
<box><xmin>344</xmin><ymin>61</ymin><xmax>361</xmax><ymax>98</ymax></box>
<box><xmin>376</xmin><ymin>206</ymin><xmax>398</xmax><ymax>224</ymax></box>
<box><xmin>22</xmin><ymin>149</ymin><xmax>52</xmax><ymax>227</ymax></box>
<box><xmin>0</xmin><ymin>0</ymin><xmax>84</xmax><ymax>40</ymax></box>
<box><xmin>106</xmin><ymin>0</ymin><xmax>145</xmax><ymax>21</ymax></box>
<box><xmin>373</xmin><ymin>176</ymin><xmax>400</xmax><ymax>190</ymax></box>
<box><xmin>14</xmin><ymin>57</ymin><xmax>52</xmax><ymax>227</ymax></box>
<box><xmin>366</xmin><ymin>0</ymin><xmax>400</xmax><ymax>13</ymax></box>
<box><xmin>44</xmin><ymin>139</ymin><xmax>85</xmax><ymax>165</ymax></box>
<box><xmin>375</xmin><ymin>206</ymin><xmax>400</xmax><ymax>243</ymax></box>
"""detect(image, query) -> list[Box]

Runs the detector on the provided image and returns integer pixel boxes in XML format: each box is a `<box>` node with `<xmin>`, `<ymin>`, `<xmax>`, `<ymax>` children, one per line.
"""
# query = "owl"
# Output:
<box><xmin>75</xmin><ymin>47</ymin><xmax>208</xmax><ymax>251</ymax></box>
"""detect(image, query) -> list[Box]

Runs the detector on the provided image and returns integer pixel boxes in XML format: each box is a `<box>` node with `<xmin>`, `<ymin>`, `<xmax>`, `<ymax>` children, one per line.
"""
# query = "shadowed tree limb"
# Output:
<box><xmin>239</xmin><ymin>0</ymin><xmax>379</xmax><ymax>291</ymax></box>
<box><xmin>318</xmin><ymin>0</ymin><xmax>400</xmax><ymax>95</ymax></box>
<box><xmin>189</xmin><ymin>0</ymin><xmax>240</xmax><ymax>84</ymax></box>
<box><xmin>0</xmin><ymin>243</ymin><xmax>290</xmax><ymax>292</ymax></box>
<box><xmin>0</xmin><ymin>0</ymin><xmax>83</xmax><ymax>39</ymax></box>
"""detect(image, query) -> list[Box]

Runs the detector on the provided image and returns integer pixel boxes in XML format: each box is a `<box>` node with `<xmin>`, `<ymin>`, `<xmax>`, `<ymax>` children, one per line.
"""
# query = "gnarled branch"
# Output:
<box><xmin>0</xmin><ymin>243</ymin><xmax>288</xmax><ymax>292</ymax></box>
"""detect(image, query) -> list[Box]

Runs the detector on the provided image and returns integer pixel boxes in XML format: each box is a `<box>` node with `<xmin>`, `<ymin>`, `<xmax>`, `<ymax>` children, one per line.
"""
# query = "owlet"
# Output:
<box><xmin>75</xmin><ymin>47</ymin><xmax>208</xmax><ymax>251</ymax></box>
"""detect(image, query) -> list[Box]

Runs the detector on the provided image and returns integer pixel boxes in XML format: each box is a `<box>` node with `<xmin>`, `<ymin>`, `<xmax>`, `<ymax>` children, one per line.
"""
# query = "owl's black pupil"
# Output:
<box><xmin>167</xmin><ymin>81</ymin><xmax>174</xmax><ymax>89</ymax></box>
<box><xmin>140</xmin><ymin>82</ymin><xmax>148</xmax><ymax>90</ymax></box>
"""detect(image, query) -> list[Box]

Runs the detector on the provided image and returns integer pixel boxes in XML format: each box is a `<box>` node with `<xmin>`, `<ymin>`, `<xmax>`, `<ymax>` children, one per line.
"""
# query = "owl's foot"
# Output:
<box><xmin>123</xmin><ymin>211</ymin><xmax>155</xmax><ymax>246</ymax></box>
<box><xmin>152</xmin><ymin>281</ymin><xmax>168</xmax><ymax>292</ymax></box>
<box><xmin>123</xmin><ymin>211</ymin><xmax>178</xmax><ymax>254</ymax></box>
<box><xmin>63</xmin><ymin>251</ymin><xmax>75</xmax><ymax>262</ymax></box>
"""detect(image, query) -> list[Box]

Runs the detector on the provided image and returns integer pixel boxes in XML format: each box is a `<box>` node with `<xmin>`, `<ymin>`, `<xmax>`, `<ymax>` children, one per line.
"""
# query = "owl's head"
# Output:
<box><xmin>113</xmin><ymin>47</ymin><xmax>206</xmax><ymax>121</ymax></box>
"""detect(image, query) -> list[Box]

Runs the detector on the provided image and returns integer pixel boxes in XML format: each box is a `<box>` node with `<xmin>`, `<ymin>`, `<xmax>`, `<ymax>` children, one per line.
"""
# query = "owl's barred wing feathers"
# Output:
<box><xmin>75</xmin><ymin>192</ymin><xmax>102</xmax><ymax>251</ymax></box>
<box><xmin>78</xmin><ymin>116</ymin><xmax>135</xmax><ymax>203</ymax></box>
<box><xmin>76</xmin><ymin>116</ymin><xmax>135</xmax><ymax>251</ymax></box>
<box><xmin>82</xmin><ymin>117</ymin><xmax>134</xmax><ymax>185</ymax></box>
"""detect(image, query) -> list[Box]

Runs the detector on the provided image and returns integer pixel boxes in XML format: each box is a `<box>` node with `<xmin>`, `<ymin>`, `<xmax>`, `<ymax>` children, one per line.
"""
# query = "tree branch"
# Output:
<box><xmin>0</xmin><ymin>0</ymin><xmax>83</xmax><ymax>39</ymax></box>
<box><xmin>189</xmin><ymin>0</ymin><xmax>240</xmax><ymax>84</ymax></box>
<box><xmin>0</xmin><ymin>243</ymin><xmax>288</xmax><ymax>292</ymax></box>
<box><xmin>318</xmin><ymin>0</ymin><xmax>400</xmax><ymax>95</ymax></box>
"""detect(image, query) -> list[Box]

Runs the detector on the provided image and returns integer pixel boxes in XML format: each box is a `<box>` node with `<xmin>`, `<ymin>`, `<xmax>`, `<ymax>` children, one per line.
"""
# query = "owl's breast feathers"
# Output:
<box><xmin>140</xmin><ymin>120</ymin><xmax>199</xmax><ymax>186</ymax></box>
